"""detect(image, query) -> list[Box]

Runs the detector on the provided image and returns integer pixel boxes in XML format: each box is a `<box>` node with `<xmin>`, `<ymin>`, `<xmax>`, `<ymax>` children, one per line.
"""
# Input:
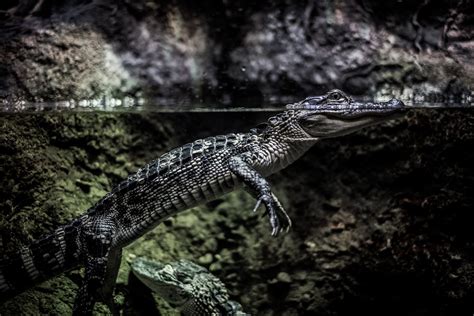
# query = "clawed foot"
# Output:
<box><xmin>253</xmin><ymin>193</ymin><xmax>292</xmax><ymax>236</ymax></box>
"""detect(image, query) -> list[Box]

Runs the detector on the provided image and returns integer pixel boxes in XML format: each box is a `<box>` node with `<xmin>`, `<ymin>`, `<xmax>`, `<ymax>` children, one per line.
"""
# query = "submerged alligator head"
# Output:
<box><xmin>286</xmin><ymin>89</ymin><xmax>405</xmax><ymax>138</ymax></box>
<box><xmin>131</xmin><ymin>258</ymin><xmax>248</xmax><ymax>315</ymax></box>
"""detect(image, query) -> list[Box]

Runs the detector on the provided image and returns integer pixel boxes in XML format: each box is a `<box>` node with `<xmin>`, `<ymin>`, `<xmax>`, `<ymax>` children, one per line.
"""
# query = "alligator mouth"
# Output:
<box><xmin>315</xmin><ymin>99</ymin><xmax>405</xmax><ymax>120</ymax></box>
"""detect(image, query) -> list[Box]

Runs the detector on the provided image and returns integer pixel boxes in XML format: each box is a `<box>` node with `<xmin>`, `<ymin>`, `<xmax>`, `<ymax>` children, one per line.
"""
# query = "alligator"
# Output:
<box><xmin>131</xmin><ymin>257</ymin><xmax>249</xmax><ymax>315</ymax></box>
<box><xmin>0</xmin><ymin>89</ymin><xmax>404</xmax><ymax>315</ymax></box>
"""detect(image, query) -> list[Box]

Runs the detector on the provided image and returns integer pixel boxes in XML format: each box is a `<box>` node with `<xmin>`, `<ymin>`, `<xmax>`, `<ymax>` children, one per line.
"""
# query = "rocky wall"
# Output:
<box><xmin>0</xmin><ymin>0</ymin><xmax>472</xmax><ymax>102</ymax></box>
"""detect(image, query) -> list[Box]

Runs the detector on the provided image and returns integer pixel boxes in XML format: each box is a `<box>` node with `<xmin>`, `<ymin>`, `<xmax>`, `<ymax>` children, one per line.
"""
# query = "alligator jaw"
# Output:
<box><xmin>295</xmin><ymin>93</ymin><xmax>405</xmax><ymax>138</ymax></box>
<box><xmin>322</xmin><ymin>98</ymin><xmax>404</xmax><ymax>118</ymax></box>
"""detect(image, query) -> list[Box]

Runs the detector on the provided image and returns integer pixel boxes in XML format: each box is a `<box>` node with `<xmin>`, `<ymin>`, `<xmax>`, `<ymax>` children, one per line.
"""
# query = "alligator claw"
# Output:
<box><xmin>253</xmin><ymin>194</ymin><xmax>292</xmax><ymax>236</ymax></box>
<box><xmin>271</xmin><ymin>192</ymin><xmax>292</xmax><ymax>234</ymax></box>
<box><xmin>252</xmin><ymin>199</ymin><xmax>262</xmax><ymax>213</ymax></box>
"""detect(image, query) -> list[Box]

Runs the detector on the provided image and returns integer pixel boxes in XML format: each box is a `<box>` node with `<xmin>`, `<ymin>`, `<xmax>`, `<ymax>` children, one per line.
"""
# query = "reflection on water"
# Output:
<box><xmin>0</xmin><ymin>91</ymin><xmax>472</xmax><ymax>113</ymax></box>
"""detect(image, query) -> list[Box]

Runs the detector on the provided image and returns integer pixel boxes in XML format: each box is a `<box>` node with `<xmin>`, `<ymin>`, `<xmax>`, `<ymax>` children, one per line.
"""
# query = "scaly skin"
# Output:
<box><xmin>131</xmin><ymin>257</ymin><xmax>249</xmax><ymax>315</ymax></box>
<box><xmin>0</xmin><ymin>90</ymin><xmax>404</xmax><ymax>315</ymax></box>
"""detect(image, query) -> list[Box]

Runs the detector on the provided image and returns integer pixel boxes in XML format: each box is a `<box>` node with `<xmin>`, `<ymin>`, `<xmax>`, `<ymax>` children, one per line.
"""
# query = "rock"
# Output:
<box><xmin>209</xmin><ymin>262</ymin><xmax>222</xmax><ymax>273</ymax></box>
<box><xmin>197</xmin><ymin>253</ymin><xmax>214</xmax><ymax>265</ymax></box>
<box><xmin>276</xmin><ymin>272</ymin><xmax>292</xmax><ymax>284</ymax></box>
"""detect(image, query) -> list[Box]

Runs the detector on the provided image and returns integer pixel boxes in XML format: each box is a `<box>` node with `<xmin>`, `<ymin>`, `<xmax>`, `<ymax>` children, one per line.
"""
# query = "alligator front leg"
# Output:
<box><xmin>229</xmin><ymin>155</ymin><xmax>292</xmax><ymax>236</ymax></box>
<box><xmin>73</xmin><ymin>219</ymin><xmax>118</xmax><ymax>316</ymax></box>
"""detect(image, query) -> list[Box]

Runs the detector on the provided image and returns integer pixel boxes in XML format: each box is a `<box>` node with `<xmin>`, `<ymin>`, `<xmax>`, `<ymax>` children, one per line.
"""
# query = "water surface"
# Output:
<box><xmin>1</xmin><ymin>91</ymin><xmax>472</xmax><ymax>113</ymax></box>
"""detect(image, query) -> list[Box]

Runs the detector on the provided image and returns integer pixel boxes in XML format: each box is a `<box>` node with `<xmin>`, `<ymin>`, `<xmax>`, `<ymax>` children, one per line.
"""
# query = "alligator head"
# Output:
<box><xmin>131</xmin><ymin>258</ymin><xmax>197</xmax><ymax>306</ymax></box>
<box><xmin>287</xmin><ymin>89</ymin><xmax>405</xmax><ymax>138</ymax></box>
<box><xmin>131</xmin><ymin>258</ymin><xmax>246</xmax><ymax>314</ymax></box>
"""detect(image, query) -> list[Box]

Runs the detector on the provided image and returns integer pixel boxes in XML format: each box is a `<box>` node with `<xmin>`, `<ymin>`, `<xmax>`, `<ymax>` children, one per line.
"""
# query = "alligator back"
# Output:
<box><xmin>89</xmin><ymin>133</ymin><xmax>253</xmax><ymax>216</ymax></box>
<box><xmin>88</xmin><ymin>133</ymin><xmax>254</xmax><ymax>247</ymax></box>
<box><xmin>0</xmin><ymin>217</ymin><xmax>83</xmax><ymax>301</ymax></box>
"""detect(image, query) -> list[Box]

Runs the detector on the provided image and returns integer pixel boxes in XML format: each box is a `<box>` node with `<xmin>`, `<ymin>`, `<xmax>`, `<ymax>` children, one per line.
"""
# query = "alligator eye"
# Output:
<box><xmin>328</xmin><ymin>92</ymin><xmax>342</xmax><ymax>101</ymax></box>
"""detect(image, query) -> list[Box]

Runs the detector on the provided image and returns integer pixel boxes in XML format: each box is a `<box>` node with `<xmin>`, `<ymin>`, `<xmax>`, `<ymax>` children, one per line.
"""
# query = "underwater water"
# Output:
<box><xmin>0</xmin><ymin>98</ymin><xmax>473</xmax><ymax>316</ymax></box>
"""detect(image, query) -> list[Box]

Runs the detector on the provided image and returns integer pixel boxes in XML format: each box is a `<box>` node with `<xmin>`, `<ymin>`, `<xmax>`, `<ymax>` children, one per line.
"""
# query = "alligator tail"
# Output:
<box><xmin>0</xmin><ymin>218</ymin><xmax>83</xmax><ymax>301</ymax></box>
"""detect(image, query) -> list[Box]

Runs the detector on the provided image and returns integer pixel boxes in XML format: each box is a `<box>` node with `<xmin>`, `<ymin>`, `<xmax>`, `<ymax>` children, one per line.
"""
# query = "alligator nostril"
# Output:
<box><xmin>389</xmin><ymin>99</ymin><xmax>405</xmax><ymax>108</ymax></box>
